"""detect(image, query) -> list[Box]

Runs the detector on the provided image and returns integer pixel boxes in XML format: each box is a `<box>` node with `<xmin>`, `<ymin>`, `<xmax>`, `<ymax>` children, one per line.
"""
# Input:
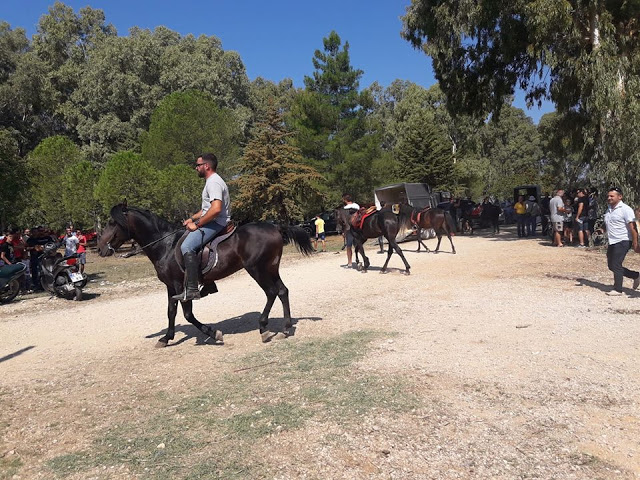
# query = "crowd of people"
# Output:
<box><xmin>0</xmin><ymin>225</ymin><xmax>88</xmax><ymax>293</ymax></box>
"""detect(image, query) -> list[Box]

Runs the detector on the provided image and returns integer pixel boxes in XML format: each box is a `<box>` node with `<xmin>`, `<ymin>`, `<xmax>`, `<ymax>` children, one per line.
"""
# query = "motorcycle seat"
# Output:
<box><xmin>0</xmin><ymin>263</ymin><xmax>26</xmax><ymax>279</ymax></box>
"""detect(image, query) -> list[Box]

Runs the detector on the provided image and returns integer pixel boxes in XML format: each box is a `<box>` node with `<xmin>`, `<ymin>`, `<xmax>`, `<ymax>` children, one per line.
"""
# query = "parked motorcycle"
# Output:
<box><xmin>0</xmin><ymin>263</ymin><xmax>26</xmax><ymax>304</ymax></box>
<box><xmin>39</xmin><ymin>242</ymin><xmax>87</xmax><ymax>301</ymax></box>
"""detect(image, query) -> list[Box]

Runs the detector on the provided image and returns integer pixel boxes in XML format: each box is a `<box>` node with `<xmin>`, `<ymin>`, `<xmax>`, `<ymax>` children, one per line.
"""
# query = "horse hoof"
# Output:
<box><xmin>155</xmin><ymin>340</ymin><xmax>168</xmax><ymax>348</ymax></box>
<box><xmin>214</xmin><ymin>330</ymin><xmax>224</xmax><ymax>343</ymax></box>
<box><xmin>273</xmin><ymin>332</ymin><xmax>288</xmax><ymax>340</ymax></box>
<box><xmin>261</xmin><ymin>331</ymin><xmax>274</xmax><ymax>343</ymax></box>
<box><xmin>356</xmin><ymin>263</ymin><xmax>363</xmax><ymax>272</ymax></box>
<box><xmin>404</xmin><ymin>270</ymin><xmax>411</xmax><ymax>276</ymax></box>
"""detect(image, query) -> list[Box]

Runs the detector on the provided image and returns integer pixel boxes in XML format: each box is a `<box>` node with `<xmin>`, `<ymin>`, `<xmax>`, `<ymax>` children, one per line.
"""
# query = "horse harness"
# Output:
<box><xmin>350</xmin><ymin>206</ymin><xmax>378</xmax><ymax>230</ymax></box>
<box><xmin>411</xmin><ymin>206</ymin><xmax>431</xmax><ymax>226</ymax></box>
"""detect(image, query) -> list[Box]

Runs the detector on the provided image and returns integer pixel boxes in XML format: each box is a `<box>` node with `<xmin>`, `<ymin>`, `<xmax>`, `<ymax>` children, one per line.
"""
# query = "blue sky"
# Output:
<box><xmin>5</xmin><ymin>0</ymin><xmax>554</xmax><ymax>122</ymax></box>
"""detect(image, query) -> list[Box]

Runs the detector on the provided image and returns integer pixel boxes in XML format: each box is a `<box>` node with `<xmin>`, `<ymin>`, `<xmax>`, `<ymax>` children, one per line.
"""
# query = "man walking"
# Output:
<box><xmin>173</xmin><ymin>153</ymin><xmax>231</xmax><ymax>301</ymax></box>
<box><xmin>603</xmin><ymin>187</ymin><xmax>639</xmax><ymax>296</ymax></box>
<box><xmin>549</xmin><ymin>189</ymin><xmax>566</xmax><ymax>247</ymax></box>
<box><xmin>314</xmin><ymin>214</ymin><xmax>326</xmax><ymax>252</ymax></box>
<box><xmin>342</xmin><ymin>194</ymin><xmax>360</xmax><ymax>268</ymax></box>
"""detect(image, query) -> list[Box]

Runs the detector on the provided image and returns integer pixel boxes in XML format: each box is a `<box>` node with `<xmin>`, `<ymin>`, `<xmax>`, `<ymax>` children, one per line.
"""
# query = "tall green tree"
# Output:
<box><xmin>27</xmin><ymin>135</ymin><xmax>83</xmax><ymax>228</ymax></box>
<box><xmin>0</xmin><ymin>129</ymin><xmax>27</xmax><ymax>230</ymax></box>
<box><xmin>153</xmin><ymin>164</ymin><xmax>202</xmax><ymax>222</ymax></box>
<box><xmin>62</xmin><ymin>160</ymin><xmax>101</xmax><ymax>229</ymax></box>
<box><xmin>94</xmin><ymin>152</ymin><xmax>157</xmax><ymax>213</ymax></box>
<box><xmin>402</xmin><ymin>0</ymin><xmax>640</xmax><ymax>200</ymax></box>
<box><xmin>290</xmin><ymin>31</ymin><xmax>386</xmax><ymax>204</ymax></box>
<box><xmin>141</xmin><ymin>90</ymin><xmax>241</xmax><ymax>172</ymax></box>
<box><xmin>233</xmin><ymin>105</ymin><xmax>323</xmax><ymax>223</ymax></box>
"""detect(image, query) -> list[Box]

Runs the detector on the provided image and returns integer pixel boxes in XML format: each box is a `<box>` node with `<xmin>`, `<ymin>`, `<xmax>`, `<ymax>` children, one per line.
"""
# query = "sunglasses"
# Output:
<box><xmin>194</xmin><ymin>163</ymin><xmax>206</xmax><ymax>168</ymax></box>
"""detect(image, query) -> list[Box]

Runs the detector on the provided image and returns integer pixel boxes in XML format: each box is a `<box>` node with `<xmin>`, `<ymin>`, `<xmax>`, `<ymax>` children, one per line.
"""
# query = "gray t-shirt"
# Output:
<box><xmin>549</xmin><ymin>196</ymin><xmax>564</xmax><ymax>223</ymax></box>
<box><xmin>64</xmin><ymin>234</ymin><xmax>79</xmax><ymax>256</ymax></box>
<box><xmin>202</xmin><ymin>173</ymin><xmax>231</xmax><ymax>227</ymax></box>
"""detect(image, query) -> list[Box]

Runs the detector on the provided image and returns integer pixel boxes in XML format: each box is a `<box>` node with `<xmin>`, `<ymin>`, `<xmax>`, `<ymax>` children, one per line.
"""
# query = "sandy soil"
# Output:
<box><xmin>1</xmin><ymin>227</ymin><xmax>639</xmax><ymax>478</ymax></box>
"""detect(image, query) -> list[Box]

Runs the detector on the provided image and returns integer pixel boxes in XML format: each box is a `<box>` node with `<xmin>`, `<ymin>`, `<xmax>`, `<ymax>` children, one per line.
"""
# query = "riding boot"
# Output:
<box><xmin>172</xmin><ymin>252</ymin><xmax>201</xmax><ymax>301</ymax></box>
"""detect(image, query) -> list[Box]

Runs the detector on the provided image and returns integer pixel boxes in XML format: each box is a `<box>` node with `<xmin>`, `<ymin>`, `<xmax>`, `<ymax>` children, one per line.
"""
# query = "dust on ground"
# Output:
<box><xmin>1</xmin><ymin>227</ymin><xmax>639</xmax><ymax>479</ymax></box>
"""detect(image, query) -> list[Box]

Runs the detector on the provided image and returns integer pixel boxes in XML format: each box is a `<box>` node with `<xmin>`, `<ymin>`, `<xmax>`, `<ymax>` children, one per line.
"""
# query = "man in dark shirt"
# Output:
<box><xmin>26</xmin><ymin>226</ymin><xmax>57</xmax><ymax>290</ymax></box>
<box><xmin>574</xmin><ymin>188</ymin><xmax>590</xmax><ymax>247</ymax></box>
<box><xmin>0</xmin><ymin>231</ymin><xmax>15</xmax><ymax>265</ymax></box>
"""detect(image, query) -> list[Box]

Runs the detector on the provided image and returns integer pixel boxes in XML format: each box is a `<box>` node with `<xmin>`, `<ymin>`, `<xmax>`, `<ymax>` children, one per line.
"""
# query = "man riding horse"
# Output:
<box><xmin>174</xmin><ymin>153</ymin><xmax>231</xmax><ymax>302</ymax></box>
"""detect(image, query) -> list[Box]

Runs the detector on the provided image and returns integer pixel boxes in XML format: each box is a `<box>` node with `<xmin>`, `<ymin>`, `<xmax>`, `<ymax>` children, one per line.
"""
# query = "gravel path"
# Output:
<box><xmin>1</xmin><ymin>226</ymin><xmax>639</xmax><ymax>478</ymax></box>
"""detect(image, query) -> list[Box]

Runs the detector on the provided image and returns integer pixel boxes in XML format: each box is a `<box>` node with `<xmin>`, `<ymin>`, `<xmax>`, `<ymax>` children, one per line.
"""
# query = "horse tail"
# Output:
<box><xmin>278</xmin><ymin>225</ymin><xmax>314</xmax><ymax>256</ymax></box>
<box><xmin>444</xmin><ymin>211</ymin><xmax>456</xmax><ymax>233</ymax></box>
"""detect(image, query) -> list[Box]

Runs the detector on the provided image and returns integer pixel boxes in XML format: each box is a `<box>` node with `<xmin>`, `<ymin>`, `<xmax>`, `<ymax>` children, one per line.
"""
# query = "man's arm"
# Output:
<box><xmin>576</xmin><ymin>202</ymin><xmax>584</xmax><ymax>220</ymax></box>
<box><xmin>183</xmin><ymin>209</ymin><xmax>204</xmax><ymax>226</ymax></box>
<box><xmin>186</xmin><ymin>201</ymin><xmax>222</xmax><ymax>232</ymax></box>
<box><xmin>631</xmin><ymin>221</ymin><xmax>639</xmax><ymax>252</ymax></box>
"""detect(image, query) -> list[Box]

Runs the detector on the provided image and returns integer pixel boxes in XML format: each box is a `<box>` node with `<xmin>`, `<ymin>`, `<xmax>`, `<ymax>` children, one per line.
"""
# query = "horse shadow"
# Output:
<box><xmin>575</xmin><ymin>277</ymin><xmax>611</xmax><ymax>293</ymax></box>
<box><xmin>0</xmin><ymin>345</ymin><xmax>35</xmax><ymax>364</ymax></box>
<box><xmin>145</xmin><ymin>312</ymin><xmax>323</xmax><ymax>347</ymax></box>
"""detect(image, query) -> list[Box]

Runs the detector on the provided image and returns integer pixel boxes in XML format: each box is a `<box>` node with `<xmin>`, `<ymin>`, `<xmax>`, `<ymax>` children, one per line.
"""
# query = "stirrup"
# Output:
<box><xmin>172</xmin><ymin>289</ymin><xmax>201</xmax><ymax>302</ymax></box>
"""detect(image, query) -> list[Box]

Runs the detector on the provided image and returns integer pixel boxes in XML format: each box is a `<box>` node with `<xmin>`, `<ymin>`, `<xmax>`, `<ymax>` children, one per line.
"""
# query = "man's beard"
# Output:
<box><xmin>198</xmin><ymin>169</ymin><xmax>206</xmax><ymax>178</ymax></box>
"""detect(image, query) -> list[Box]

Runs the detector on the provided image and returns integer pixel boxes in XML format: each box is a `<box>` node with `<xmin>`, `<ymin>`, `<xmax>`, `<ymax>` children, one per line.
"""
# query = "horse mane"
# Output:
<box><xmin>110</xmin><ymin>204</ymin><xmax>177</xmax><ymax>233</ymax></box>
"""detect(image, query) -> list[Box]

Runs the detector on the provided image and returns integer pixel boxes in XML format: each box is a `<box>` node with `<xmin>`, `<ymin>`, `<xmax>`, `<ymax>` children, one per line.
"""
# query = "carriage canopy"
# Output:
<box><xmin>374</xmin><ymin>183</ymin><xmax>437</xmax><ymax>210</ymax></box>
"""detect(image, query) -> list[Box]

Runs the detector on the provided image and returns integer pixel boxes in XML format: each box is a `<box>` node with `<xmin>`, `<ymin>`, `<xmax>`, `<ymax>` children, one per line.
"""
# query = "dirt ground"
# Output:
<box><xmin>1</xmin><ymin>227</ymin><xmax>640</xmax><ymax>479</ymax></box>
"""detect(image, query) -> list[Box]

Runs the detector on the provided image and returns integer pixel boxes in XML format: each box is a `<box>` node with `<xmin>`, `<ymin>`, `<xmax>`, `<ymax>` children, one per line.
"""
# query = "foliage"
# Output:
<box><xmin>289</xmin><ymin>31</ymin><xmax>389</xmax><ymax>207</ymax></box>
<box><xmin>0</xmin><ymin>129</ymin><xmax>27</xmax><ymax>230</ymax></box>
<box><xmin>402</xmin><ymin>0</ymin><xmax>640</xmax><ymax>201</ymax></box>
<box><xmin>233</xmin><ymin>104</ymin><xmax>323</xmax><ymax>223</ymax></box>
<box><xmin>141</xmin><ymin>90</ymin><xmax>242</xmax><ymax>172</ymax></box>
<box><xmin>27</xmin><ymin>135</ymin><xmax>83</xmax><ymax>229</ymax></box>
<box><xmin>394</xmin><ymin>108</ymin><xmax>456</xmax><ymax>190</ymax></box>
<box><xmin>153</xmin><ymin>165</ymin><xmax>203</xmax><ymax>222</ymax></box>
<box><xmin>62</xmin><ymin>160</ymin><xmax>101</xmax><ymax>229</ymax></box>
<box><xmin>94</xmin><ymin>152</ymin><xmax>157</xmax><ymax>214</ymax></box>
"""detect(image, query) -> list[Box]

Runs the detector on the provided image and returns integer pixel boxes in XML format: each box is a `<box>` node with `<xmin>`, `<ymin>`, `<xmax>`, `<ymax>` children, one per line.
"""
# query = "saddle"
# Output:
<box><xmin>175</xmin><ymin>222</ymin><xmax>236</xmax><ymax>275</ymax></box>
<box><xmin>411</xmin><ymin>207</ymin><xmax>431</xmax><ymax>225</ymax></box>
<box><xmin>351</xmin><ymin>206</ymin><xmax>378</xmax><ymax>230</ymax></box>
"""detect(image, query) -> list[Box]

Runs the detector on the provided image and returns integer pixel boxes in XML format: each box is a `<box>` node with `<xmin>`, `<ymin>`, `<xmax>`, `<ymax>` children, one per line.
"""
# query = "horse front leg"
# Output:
<box><xmin>181</xmin><ymin>300</ymin><xmax>224</xmax><ymax>344</ymax></box>
<box><xmin>156</xmin><ymin>289</ymin><xmax>179</xmax><ymax>348</ymax></box>
<box><xmin>417</xmin><ymin>227</ymin><xmax>430</xmax><ymax>252</ymax></box>
<box><xmin>389</xmin><ymin>239</ymin><xmax>411</xmax><ymax>275</ymax></box>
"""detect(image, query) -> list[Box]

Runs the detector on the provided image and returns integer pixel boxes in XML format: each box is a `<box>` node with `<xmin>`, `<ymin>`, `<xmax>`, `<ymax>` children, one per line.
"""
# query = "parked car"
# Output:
<box><xmin>297</xmin><ymin>211</ymin><xmax>339</xmax><ymax>237</ymax></box>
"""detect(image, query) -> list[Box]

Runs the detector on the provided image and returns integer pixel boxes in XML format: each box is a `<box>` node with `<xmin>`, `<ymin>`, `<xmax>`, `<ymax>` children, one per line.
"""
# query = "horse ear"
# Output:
<box><xmin>122</xmin><ymin>198</ymin><xmax>128</xmax><ymax>210</ymax></box>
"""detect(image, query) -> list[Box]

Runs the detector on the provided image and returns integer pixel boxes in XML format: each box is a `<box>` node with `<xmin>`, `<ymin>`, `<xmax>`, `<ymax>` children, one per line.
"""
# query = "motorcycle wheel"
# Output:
<box><xmin>74</xmin><ymin>286</ymin><xmax>82</xmax><ymax>301</ymax></box>
<box><xmin>0</xmin><ymin>279</ymin><xmax>21</xmax><ymax>303</ymax></box>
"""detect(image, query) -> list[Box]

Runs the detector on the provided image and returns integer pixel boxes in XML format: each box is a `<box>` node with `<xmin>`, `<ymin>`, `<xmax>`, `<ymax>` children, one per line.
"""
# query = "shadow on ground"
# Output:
<box><xmin>145</xmin><ymin>311</ymin><xmax>323</xmax><ymax>346</ymax></box>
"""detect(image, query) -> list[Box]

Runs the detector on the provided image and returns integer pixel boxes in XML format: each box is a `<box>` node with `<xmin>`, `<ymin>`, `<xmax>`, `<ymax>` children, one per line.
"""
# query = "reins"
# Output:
<box><xmin>114</xmin><ymin>229</ymin><xmax>183</xmax><ymax>258</ymax></box>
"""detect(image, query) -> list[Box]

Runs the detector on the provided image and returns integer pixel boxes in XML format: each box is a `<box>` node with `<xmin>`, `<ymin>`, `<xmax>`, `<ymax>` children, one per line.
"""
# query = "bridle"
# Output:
<box><xmin>105</xmin><ymin>210</ymin><xmax>182</xmax><ymax>258</ymax></box>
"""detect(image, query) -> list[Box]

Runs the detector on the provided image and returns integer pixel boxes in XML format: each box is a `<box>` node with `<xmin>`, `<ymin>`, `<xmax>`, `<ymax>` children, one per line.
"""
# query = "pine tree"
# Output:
<box><xmin>233</xmin><ymin>105</ymin><xmax>323</xmax><ymax>224</ymax></box>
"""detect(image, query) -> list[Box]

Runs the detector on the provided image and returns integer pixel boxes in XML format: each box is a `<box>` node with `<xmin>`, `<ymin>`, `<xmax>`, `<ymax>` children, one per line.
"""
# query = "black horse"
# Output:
<box><xmin>97</xmin><ymin>203</ymin><xmax>313</xmax><ymax>346</ymax></box>
<box><xmin>335</xmin><ymin>206</ymin><xmax>413</xmax><ymax>274</ymax></box>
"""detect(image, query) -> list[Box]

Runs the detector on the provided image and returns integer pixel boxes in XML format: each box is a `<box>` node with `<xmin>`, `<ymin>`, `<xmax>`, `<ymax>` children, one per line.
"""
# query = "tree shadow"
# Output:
<box><xmin>145</xmin><ymin>311</ymin><xmax>323</xmax><ymax>347</ymax></box>
<box><xmin>0</xmin><ymin>345</ymin><xmax>35</xmax><ymax>364</ymax></box>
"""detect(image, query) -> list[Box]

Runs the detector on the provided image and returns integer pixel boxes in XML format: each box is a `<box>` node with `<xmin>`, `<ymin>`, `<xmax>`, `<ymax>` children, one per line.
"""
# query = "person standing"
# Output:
<box><xmin>76</xmin><ymin>229</ymin><xmax>87</xmax><ymax>274</ymax></box>
<box><xmin>603</xmin><ymin>187</ymin><xmax>640</xmax><ymax>296</ymax></box>
<box><xmin>514</xmin><ymin>195</ymin><xmax>526</xmax><ymax>237</ymax></box>
<box><xmin>587</xmin><ymin>188</ymin><xmax>599</xmax><ymax>236</ymax></box>
<box><xmin>314</xmin><ymin>214</ymin><xmax>326</xmax><ymax>252</ymax></box>
<box><xmin>525</xmin><ymin>196</ymin><xmax>540</xmax><ymax>236</ymax></box>
<box><xmin>0</xmin><ymin>231</ymin><xmax>15</xmax><ymax>266</ymax></box>
<box><xmin>342</xmin><ymin>194</ymin><xmax>360</xmax><ymax>268</ymax></box>
<box><xmin>63</xmin><ymin>227</ymin><xmax>79</xmax><ymax>257</ymax></box>
<box><xmin>173</xmin><ymin>153</ymin><xmax>231</xmax><ymax>301</ymax></box>
<box><xmin>549</xmin><ymin>189</ymin><xmax>566</xmax><ymax>247</ymax></box>
<box><xmin>574</xmin><ymin>188</ymin><xmax>590</xmax><ymax>247</ymax></box>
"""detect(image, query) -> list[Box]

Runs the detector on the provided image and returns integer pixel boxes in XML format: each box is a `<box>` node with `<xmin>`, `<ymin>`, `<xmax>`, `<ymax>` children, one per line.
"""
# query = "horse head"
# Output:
<box><xmin>96</xmin><ymin>203</ymin><xmax>132</xmax><ymax>256</ymax></box>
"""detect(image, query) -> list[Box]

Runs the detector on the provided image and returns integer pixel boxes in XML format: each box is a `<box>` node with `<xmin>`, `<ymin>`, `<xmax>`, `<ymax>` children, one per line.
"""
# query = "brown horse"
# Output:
<box><xmin>97</xmin><ymin>202</ymin><xmax>313</xmax><ymax>346</ymax></box>
<box><xmin>404</xmin><ymin>204</ymin><xmax>456</xmax><ymax>254</ymax></box>
<box><xmin>335</xmin><ymin>207</ymin><xmax>413</xmax><ymax>274</ymax></box>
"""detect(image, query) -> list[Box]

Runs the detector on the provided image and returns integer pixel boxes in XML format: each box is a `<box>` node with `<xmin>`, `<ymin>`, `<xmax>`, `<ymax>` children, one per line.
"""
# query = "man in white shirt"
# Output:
<box><xmin>342</xmin><ymin>194</ymin><xmax>360</xmax><ymax>268</ymax></box>
<box><xmin>603</xmin><ymin>187</ymin><xmax>640</xmax><ymax>296</ymax></box>
<box><xmin>548</xmin><ymin>189</ymin><xmax>566</xmax><ymax>247</ymax></box>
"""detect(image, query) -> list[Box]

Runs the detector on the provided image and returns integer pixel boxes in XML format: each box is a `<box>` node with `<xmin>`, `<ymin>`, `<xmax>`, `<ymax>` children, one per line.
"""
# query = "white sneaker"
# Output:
<box><xmin>606</xmin><ymin>290</ymin><xmax>624</xmax><ymax>296</ymax></box>
<box><xmin>633</xmin><ymin>277</ymin><xmax>640</xmax><ymax>290</ymax></box>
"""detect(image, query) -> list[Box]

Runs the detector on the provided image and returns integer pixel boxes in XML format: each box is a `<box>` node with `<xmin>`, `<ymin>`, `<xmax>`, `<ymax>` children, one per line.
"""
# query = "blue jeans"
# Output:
<box><xmin>516</xmin><ymin>215</ymin><xmax>526</xmax><ymax>237</ymax></box>
<box><xmin>180</xmin><ymin>221</ymin><xmax>225</xmax><ymax>254</ymax></box>
<box><xmin>526</xmin><ymin>216</ymin><xmax>536</xmax><ymax>236</ymax></box>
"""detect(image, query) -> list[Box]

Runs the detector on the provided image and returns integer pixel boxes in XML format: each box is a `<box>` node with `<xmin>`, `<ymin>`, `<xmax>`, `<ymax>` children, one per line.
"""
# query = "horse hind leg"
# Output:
<box><xmin>181</xmin><ymin>300</ymin><xmax>224</xmax><ymax>344</ymax></box>
<box><xmin>435</xmin><ymin>234</ymin><xmax>443</xmax><ymax>253</ymax></box>
<box><xmin>247</xmin><ymin>267</ymin><xmax>284</xmax><ymax>342</ymax></box>
<box><xmin>390</xmin><ymin>239</ymin><xmax>411</xmax><ymax>274</ymax></box>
